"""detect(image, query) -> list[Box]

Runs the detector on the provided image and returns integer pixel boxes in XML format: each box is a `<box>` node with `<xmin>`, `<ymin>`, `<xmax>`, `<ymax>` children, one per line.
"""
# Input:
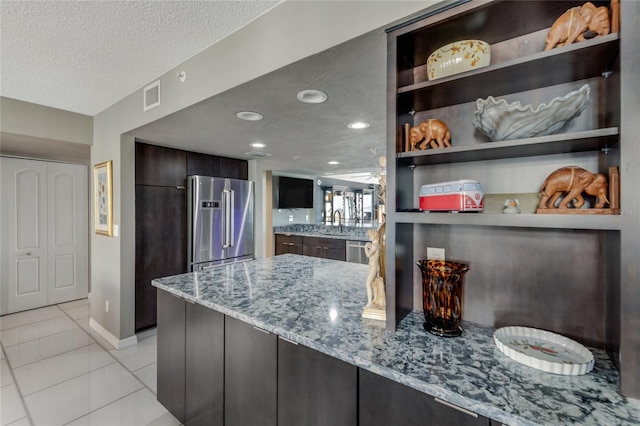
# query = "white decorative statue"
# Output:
<box><xmin>362</xmin><ymin>228</ymin><xmax>386</xmax><ymax>321</ymax></box>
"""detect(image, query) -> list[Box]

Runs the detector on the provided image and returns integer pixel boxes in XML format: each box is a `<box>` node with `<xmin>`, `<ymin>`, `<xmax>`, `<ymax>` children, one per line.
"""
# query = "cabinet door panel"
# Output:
<box><xmin>359</xmin><ymin>369</ymin><xmax>488</xmax><ymax>426</ymax></box>
<box><xmin>220</xmin><ymin>157</ymin><xmax>248</xmax><ymax>180</ymax></box>
<box><xmin>224</xmin><ymin>316</ymin><xmax>277</xmax><ymax>426</ymax></box>
<box><xmin>157</xmin><ymin>291</ymin><xmax>186</xmax><ymax>424</ymax></box>
<box><xmin>278</xmin><ymin>339</ymin><xmax>357</xmax><ymax>426</ymax></box>
<box><xmin>324</xmin><ymin>247</ymin><xmax>346</xmax><ymax>261</ymax></box>
<box><xmin>135</xmin><ymin>185</ymin><xmax>186</xmax><ymax>331</ymax></box>
<box><xmin>187</xmin><ymin>152</ymin><xmax>220</xmax><ymax>177</ymax></box>
<box><xmin>186</xmin><ymin>303</ymin><xmax>224</xmax><ymax>426</ymax></box>
<box><xmin>135</xmin><ymin>143</ymin><xmax>186</xmax><ymax>187</ymax></box>
<box><xmin>303</xmin><ymin>244</ymin><xmax>324</xmax><ymax>258</ymax></box>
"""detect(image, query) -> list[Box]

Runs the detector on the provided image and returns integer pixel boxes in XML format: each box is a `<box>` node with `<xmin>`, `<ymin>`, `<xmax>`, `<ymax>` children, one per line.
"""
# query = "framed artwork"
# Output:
<box><xmin>94</xmin><ymin>160</ymin><xmax>113</xmax><ymax>236</ymax></box>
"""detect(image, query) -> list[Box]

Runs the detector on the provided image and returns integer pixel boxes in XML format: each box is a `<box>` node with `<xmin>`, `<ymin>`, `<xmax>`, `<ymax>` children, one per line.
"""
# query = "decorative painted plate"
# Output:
<box><xmin>494</xmin><ymin>326</ymin><xmax>594</xmax><ymax>375</ymax></box>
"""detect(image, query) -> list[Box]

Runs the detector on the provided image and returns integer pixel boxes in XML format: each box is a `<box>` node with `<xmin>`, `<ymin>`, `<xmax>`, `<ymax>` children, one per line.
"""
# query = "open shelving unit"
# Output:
<box><xmin>385</xmin><ymin>0</ymin><xmax>640</xmax><ymax>398</ymax></box>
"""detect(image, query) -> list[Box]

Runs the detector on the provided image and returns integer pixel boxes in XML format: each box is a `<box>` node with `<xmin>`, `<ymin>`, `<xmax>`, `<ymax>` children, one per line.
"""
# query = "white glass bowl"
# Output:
<box><xmin>426</xmin><ymin>40</ymin><xmax>491</xmax><ymax>80</ymax></box>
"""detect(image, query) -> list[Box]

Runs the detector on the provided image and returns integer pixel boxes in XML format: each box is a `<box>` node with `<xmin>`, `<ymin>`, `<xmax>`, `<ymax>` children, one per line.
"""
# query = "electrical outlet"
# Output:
<box><xmin>288</xmin><ymin>215</ymin><xmax>294</xmax><ymax>222</ymax></box>
<box><xmin>113</xmin><ymin>224</ymin><xmax>119</xmax><ymax>237</ymax></box>
<box><xmin>305</xmin><ymin>215</ymin><xmax>309</xmax><ymax>221</ymax></box>
<box><xmin>105</xmin><ymin>300</ymin><xmax>109</xmax><ymax>313</ymax></box>
<box><xmin>427</xmin><ymin>247</ymin><xmax>445</xmax><ymax>260</ymax></box>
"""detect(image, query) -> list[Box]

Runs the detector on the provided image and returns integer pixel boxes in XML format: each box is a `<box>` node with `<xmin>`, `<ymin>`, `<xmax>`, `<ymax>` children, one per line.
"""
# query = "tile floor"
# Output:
<box><xmin>0</xmin><ymin>299</ymin><xmax>180</xmax><ymax>426</ymax></box>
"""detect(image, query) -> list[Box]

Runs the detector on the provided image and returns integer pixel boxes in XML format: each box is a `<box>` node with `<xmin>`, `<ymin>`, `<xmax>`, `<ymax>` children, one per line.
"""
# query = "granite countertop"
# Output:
<box><xmin>152</xmin><ymin>254</ymin><xmax>640</xmax><ymax>425</ymax></box>
<box><xmin>273</xmin><ymin>224</ymin><xmax>373</xmax><ymax>241</ymax></box>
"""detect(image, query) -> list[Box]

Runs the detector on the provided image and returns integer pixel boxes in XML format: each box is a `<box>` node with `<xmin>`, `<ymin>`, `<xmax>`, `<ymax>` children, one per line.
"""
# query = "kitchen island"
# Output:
<box><xmin>152</xmin><ymin>254</ymin><xmax>640</xmax><ymax>426</ymax></box>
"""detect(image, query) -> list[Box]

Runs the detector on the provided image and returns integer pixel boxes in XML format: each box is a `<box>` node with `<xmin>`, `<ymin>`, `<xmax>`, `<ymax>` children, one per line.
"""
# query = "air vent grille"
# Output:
<box><xmin>143</xmin><ymin>80</ymin><xmax>161</xmax><ymax>111</ymax></box>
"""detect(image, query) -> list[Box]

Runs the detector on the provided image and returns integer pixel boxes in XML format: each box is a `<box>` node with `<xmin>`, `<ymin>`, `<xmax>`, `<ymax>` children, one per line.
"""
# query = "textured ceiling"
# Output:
<box><xmin>128</xmin><ymin>28</ymin><xmax>388</xmax><ymax>178</ymax></box>
<box><xmin>0</xmin><ymin>0</ymin><xmax>281</xmax><ymax>115</ymax></box>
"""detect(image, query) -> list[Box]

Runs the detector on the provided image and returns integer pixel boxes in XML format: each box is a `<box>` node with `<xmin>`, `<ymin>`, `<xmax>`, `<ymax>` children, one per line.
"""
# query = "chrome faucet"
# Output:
<box><xmin>334</xmin><ymin>210</ymin><xmax>343</xmax><ymax>233</ymax></box>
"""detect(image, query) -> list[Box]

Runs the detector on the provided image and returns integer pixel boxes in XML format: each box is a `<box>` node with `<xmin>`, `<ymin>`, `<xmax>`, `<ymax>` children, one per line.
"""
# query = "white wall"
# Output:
<box><xmin>90</xmin><ymin>1</ymin><xmax>443</xmax><ymax>342</ymax></box>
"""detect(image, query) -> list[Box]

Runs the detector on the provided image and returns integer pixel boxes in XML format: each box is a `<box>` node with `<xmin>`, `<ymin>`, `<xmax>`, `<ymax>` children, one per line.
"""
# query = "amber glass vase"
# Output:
<box><xmin>416</xmin><ymin>260</ymin><xmax>470</xmax><ymax>337</ymax></box>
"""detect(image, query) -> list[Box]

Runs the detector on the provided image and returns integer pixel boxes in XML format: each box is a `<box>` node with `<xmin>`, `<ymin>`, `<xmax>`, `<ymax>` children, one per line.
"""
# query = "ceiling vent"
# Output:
<box><xmin>143</xmin><ymin>80</ymin><xmax>161</xmax><ymax>111</ymax></box>
<box><xmin>245</xmin><ymin>151</ymin><xmax>272</xmax><ymax>157</ymax></box>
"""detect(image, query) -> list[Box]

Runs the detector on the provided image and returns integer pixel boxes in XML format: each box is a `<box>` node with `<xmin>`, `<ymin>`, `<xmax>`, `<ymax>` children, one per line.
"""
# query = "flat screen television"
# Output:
<box><xmin>275</xmin><ymin>176</ymin><xmax>314</xmax><ymax>209</ymax></box>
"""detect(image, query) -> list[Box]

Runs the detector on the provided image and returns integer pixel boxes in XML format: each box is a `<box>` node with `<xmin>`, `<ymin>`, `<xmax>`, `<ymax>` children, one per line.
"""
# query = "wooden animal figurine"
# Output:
<box><xmin>537</xmin><ymin>166</ymin><xmax>609</xmax><ymax>209</ymax></box>
<box><xmin>409</xmin><ymin>119</ymin><xmax>451</xmax><ymax>151</ymax></box>
<box><xmin>544</xmin><ymin>2</ymin><xmax>610</xmax><ymax>51</ymax></box>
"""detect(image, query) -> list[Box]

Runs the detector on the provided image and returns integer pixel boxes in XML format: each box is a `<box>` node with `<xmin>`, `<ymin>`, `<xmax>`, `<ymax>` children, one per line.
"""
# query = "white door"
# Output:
<box><xmin>1</xmin><ymin>158</ymin><xmax>88</xmax><ymax>314</ymax></box>
<box><xmin>47</xmin><ymin>162</ymin><xmax>88</xmax><ymax>304</ymax></box>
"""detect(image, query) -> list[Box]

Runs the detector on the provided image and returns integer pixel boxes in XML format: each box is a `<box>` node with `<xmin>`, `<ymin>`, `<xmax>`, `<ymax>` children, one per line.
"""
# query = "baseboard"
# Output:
<box><xmin>89</xmin><ymin>317</ymin><xmax>137</xmax><ymax>349</ymax></box>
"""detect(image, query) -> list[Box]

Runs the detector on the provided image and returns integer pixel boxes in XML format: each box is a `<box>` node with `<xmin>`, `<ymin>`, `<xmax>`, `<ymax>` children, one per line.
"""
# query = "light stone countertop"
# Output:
<box><xmin>152</xmin><ymin>254</ymin><xmax>640</xmax><ymax>425</ymax></box>
<box><xmin>273</xmin><ymin>224</ymin><xmax>373</xmax><ymax>241</ymax></box>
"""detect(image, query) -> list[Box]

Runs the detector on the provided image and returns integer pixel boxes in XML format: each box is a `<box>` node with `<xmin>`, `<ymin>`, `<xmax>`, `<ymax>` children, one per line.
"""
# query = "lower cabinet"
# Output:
<box><xmin>157</xmin><ymin>291</ymin><xmax>186</xmax><ymax>424</ymax></box>
<box><xmin>359</xmin><ymin>369</ymin><xmax>489</xmax><ymax>426</ymax></box>
<box><xmin>185</xmin><ymin>302</ymin><xmax>224</xmax><ymax>426</ymax></box>
<box><xmin>278</xmin><ymin>337</ymin><xmax>357</xmax><ymax>426</ymax></box>
<box><xmin>302</xmin><ymin>236</ymin><xmax>346</xmax><ymax>261</ymax></box>
<box><xmin>224</xmin><ymin>316</ymin><xmax>277</xmax><ymax>426</ymax></box>
<box><xmin>157</xmin><ymin>290</ymin><xmax>488</xmax><ymax>426</ymax></box>
<box><xmin>275</xmin><ymin>234</ymin><xmax>304</xmax><ymax>255</ymax></box>
<box><xmin>157</xmin><ymin>291</ymin><xmax>224</xmax><ymax>426</ymax></box>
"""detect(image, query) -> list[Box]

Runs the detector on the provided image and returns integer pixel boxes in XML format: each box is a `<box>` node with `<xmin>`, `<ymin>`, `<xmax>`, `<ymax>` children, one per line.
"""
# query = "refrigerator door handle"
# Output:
<box><xmin>229</xmin><ymin>189</ymin><xmax>235</xmax><ymax>248</ymax></box>
<box><xmin>223</xmin><ymin>189</ymin><xmax>234</xmax><ymax>248</ymax></box>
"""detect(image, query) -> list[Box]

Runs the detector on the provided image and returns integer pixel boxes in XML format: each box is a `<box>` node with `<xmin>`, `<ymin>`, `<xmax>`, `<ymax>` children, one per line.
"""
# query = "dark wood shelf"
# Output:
<box><xmin>397</xmin><ymin>34</ymin><xmax>619</xmax><ymax>112</ymax></box>
<box><xmin>394</xmin><ymin>211</ymin><xmax>622</xmax><ymax>230</ymax></box>
<box><xmin>397</xmin><ymin>128</ymin><xmax>619</xmax><ymax>166</ymax></box>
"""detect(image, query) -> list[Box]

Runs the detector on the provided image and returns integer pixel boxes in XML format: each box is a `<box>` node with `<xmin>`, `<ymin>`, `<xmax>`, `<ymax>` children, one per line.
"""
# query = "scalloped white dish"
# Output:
<box><xmin>494</xmin><ymin>326</ymin><xmax>594</xmax><ymax>375</ymax></box>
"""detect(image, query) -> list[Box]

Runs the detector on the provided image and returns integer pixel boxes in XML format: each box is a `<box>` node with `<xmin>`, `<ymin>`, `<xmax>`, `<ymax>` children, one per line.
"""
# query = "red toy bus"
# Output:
<box><xmin>419</xmin><ymin>179</ymin><xmax>484</xmax><ymax>212</ymax></box>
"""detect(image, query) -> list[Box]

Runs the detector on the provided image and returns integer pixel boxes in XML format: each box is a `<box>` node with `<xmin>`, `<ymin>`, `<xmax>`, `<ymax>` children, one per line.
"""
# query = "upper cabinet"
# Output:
<box><xmin>386</xmin><ymin>0</ymin><xmax>640</xmax><ymax>398</ymax></box>
<box><xmin>135</xmin><ymin>143</ymin><xmax>187</xmax><ymax>187</ymax></box>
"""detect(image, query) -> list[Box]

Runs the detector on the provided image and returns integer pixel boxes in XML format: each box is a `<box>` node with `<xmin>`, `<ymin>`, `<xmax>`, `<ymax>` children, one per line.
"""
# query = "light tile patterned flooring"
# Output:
<box><xmin>0</xmin><ymin>299</ymin><xmax>180</xmax><ymax>426</ymax></box>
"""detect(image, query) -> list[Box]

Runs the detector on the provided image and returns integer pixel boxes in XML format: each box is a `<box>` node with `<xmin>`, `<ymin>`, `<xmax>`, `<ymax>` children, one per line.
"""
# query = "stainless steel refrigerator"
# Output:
<box><xmin>188</xmin><ymin>176</ymin><xmax>254</xmax><ymax>271</ymax></box>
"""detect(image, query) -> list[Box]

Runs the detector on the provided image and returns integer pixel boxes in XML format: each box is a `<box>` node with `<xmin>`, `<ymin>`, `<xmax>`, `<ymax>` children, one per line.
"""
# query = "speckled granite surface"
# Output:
<box><xmin>273</xmin><ymin>224</ymin><xmax>372</xmax><ymax>241</ymax></box>
<box><xmin>152</xmin><ymin>254</ymin><xmax>640</xmax><ymax>425</ymax></box>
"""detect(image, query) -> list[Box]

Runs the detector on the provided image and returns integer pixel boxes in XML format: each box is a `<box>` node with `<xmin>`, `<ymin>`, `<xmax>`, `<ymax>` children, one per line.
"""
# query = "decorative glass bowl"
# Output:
<box><xmin>416</xmin><ymin>259</ymin><xmax>470</xmax><ymax>337</ymax></box>
<box><xmin>426</xmin><ymin>40</ymin><xmax>491</xmax><ymax>80</ymax></box>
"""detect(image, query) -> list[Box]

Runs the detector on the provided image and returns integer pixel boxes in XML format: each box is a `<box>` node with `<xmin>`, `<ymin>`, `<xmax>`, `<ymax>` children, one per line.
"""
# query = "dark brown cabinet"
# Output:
<box><xmin>224</xmin><ymin>316</ymin><xmax>277</xmax><ymax>426</ymax></box>
<box><xmin>135</xmin><ymin>142</ymin><xmax>248</xmax><ymax>332</ymax></box>
<box><xmin>278</xmin><ymin>338</ymin><xmax>357</xmax><ymax>426</ymax></box>
<box><xmin>186</xmin><ymin>151</ymin><xmax>221</xmax><ymax>177</ymax></box>
<box><xmin>157</xmin><ymin>291</ymin><xmax>224</xmax><ymax>426</ymax></box>
<box><xmin>221</xmin><ymin>156</ymin><xmax>248</xmax><ymax>180</ymax></box>
<box><xmin>302</xmin><ymin>236</ymin><xmax>346</xmax><ymax>261</ymax></box>
<box><xmin>157</xmin><ymin>290</ymin><xmax>186</xmax><ymax>424</ymax></box>
<box><xmin>359</xmin><ymin>369</ymin><xmax>488</xmax><ymax>426</ymax></box>
<box><xmin>275</xmin><ymin>234</ymin><xmax>304</xmax><ymax>255</ymax></box>
<box><xmin>135</xmin><ymin>143</ymin><xmax>186</xmax><ymax>187</ymax></box>
<box><xmin>186</xmin><ymin>302</ymin><xmax>224</xmax><ymax>426</ymax></box>
<box><xmin>135</xmin><ymin>185</ymin><xmax>186</xmax><ymax>331</ymax></box>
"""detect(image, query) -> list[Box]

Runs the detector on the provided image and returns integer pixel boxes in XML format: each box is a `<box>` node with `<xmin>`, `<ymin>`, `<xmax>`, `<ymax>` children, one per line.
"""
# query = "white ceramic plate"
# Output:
<box><xmin>494</xmin><ymin>326</ymin><xmax>594</xmax><ymax>375</ymax></box>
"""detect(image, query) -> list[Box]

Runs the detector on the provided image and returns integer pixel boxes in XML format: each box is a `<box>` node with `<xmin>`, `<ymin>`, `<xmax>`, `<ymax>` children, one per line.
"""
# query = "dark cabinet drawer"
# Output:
<box><xmin>359</xmin><ymin>369</ymin><xmax>488</xmax><ymax>426</ymax></box>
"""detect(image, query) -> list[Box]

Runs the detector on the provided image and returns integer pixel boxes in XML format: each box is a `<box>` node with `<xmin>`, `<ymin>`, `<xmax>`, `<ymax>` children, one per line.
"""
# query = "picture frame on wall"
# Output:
<box><xmin>94</xmin><ymin>160</ymin><xmax>113</xmax><ymax>236</ymax></box>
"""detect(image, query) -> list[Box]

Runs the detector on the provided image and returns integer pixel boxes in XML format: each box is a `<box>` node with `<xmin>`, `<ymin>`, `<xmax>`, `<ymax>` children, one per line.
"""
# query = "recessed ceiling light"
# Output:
<box><xmin>236</xmin><ymin>111</ymin><xmax>263</xmax><ymax>121</ymax></box>
<box><xmin>348</xmin><ymin>121</ymin><xmax>369</xmax><ymax>129</ymax></box>
<box><xmin>250</xmin><ymin>142</ymin><xmax>266</xmax><ymax>148</ymax></box>
<box><xmin>327</xmin><ymin>161</ymin><xmax>340</xmax><ymax>165</ymax></box>
<box><xmin>297</xmin><ymin>89</ymin><xmax>328</xmax><ymax>104</ymax></box>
